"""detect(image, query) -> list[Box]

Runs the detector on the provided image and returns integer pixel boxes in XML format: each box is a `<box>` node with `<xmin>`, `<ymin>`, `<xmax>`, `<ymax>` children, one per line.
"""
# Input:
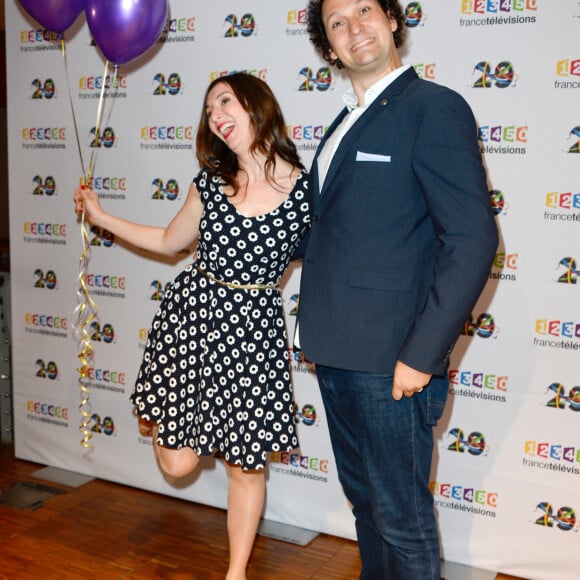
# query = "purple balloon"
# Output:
<box><xmin>18</xmin><ymin>0</ymin><xmax>86</xmax><ymax>33</ymax></box>
<box><xmin>86</xmin><ymin>0</ymin><xmax>168</xmax><ymax>66</ymax></box>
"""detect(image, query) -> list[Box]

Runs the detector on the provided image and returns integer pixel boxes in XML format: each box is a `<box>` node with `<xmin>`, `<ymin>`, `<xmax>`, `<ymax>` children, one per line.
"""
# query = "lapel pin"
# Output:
<box><xmin>380</xmin><ymin>98</ymin><xmax>388</xmax><ymax>106</ymax></box>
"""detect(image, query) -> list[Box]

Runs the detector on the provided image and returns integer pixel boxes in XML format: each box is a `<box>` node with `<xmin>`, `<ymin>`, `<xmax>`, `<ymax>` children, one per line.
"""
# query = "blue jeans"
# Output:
<box><xmin>316</xmin><ymin>365</ymin><xmax>448</xmax><ymax>580</ymax></box>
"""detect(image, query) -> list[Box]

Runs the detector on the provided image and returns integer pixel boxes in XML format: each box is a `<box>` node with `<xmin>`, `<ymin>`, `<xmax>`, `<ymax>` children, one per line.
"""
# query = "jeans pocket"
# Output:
<box><xmin>425</xmin><ymin>376</ymin><xmax>449</xmax><ymax>426</ymax></box>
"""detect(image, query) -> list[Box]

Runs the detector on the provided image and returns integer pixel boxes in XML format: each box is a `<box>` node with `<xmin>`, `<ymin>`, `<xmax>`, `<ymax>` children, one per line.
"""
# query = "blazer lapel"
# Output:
<box><xmin>311</xmin><ymin>107</ymin><xmax>349</xmax><ymax>209</ymax></box>
<box><xmin>317</xmin><ymin>67</ymin><xmax>419</xmax><ymax>203</ymax></box>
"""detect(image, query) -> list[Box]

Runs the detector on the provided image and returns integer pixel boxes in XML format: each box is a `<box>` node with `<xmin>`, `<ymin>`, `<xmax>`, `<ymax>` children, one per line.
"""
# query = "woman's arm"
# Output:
<box><xmin>74</xmin><ymin>181</ymin><xmax>203</xmax><ymax>257</ymax></box>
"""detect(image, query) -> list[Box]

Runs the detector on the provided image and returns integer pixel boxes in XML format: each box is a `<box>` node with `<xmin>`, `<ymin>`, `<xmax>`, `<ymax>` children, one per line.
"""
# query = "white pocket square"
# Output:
<box><xmin>356</xmin><ymin>151</ymin><xmax>391</xmax><ymax>162</ymax></box>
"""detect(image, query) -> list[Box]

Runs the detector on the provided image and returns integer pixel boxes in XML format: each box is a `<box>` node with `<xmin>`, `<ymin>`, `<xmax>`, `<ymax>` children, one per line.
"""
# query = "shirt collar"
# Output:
<box><xmin>343</xmin><ymin>64</ymin><xmax>412</xmax><ymax>111</ymax></box>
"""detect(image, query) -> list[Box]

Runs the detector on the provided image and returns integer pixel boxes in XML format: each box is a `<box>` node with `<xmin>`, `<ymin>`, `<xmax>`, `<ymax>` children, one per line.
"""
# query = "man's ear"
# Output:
<box><xmin>388</xmin><ymin>10</ymin><xmax>398</xmax><ymax>33</ymax></box>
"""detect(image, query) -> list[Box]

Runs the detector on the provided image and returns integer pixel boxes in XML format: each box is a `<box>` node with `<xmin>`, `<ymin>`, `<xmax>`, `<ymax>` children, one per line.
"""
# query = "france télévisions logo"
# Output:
<box><xmin>85</xmin><ymin>367</ymin><xmax>127</xmax><ymax>395</ymax></box>
<box><xmin>26</xmin><ymin>400</ymin><xmax>69</xmax><ymax>428</ymax></box>
<box><xmin>22</xmin><ymin>127</ymin><xmax>66</xmax><ymax>150</ymax></box>
<box><xmin>287</xmin><ymin>123</ymin><xmax>327</xmax><ymax>153</ymax></box>
<box><xmin>210</xmin><ymin>69</ymin><xmax>267</xmax><ymax>83</ymax></box>
<box><xmin>79</xmin><ymin>74</ymin><xmax>127</xmax><ymax>100</ymax></box>
<box><xmin>460</xmin><ymin>0</ymin><xmax>537</xmax><ymax>27</ymax></box>
<box><xmin>159</xmin><ymin>16</ymin><xmax>196</xmax><ymax>44</ymax></box>
<box><xmin>544</xmin><ymin>191</ymin><xmax>580</xmax><ymax>223</ymax></box>
<box><xmin>413</xmin><ymin>63</ymin><xmax>436</xmax><ymax>80</ymax></box>
<box><xmin>523</xmin><ymin>440</ymin><xmax>580</xmax><ymax>476</ymax></box>
<box><xmin>223</xmin><ymin>13</ymin><xmax>257</xmax><ymax>37</ymax></box>
<box><xmin>554</xmin><ymin>58</ymin><xmax>580</xmax><ymax>90</ymax></box>
<box><xmin>31</xmin><ymin>78</ymin><xmax>55</xmax><ymax>99</ymax></box>
<box><xmin>140</xmin><ymin>125</ymin><xmax>193</xmax><ymax>152</ymax></box>
<box><xmin>534</xmin><ymin>318</ymin><xmax>580</xmax><ymax>351</ymax></box>
<box><xmin>81</xmin><ymin>176</ymin><xmax>126</xmax><ymax>201</ymax></box>
<box><xmin>87</xmin><ymin>273</ymin><xmax>126</xmax><ymax>299</ymax></box>
<box><xmin>25</xmin><ymin>312</ymin><xmax>67</xmax><ymax>339</ymax></box>
<box><xmin>478</xmin><ymin>123</ymin><xmax>527</xmax><ymax>155</ymax></box>
<box><xmin>404</xmin><ymin>2</ymin><xmax>426</xmax><ymax>27</ymax></box>
<box><xmin>430</xmin><ymin>481</ymin><xmax>498</xmax><ymax>518</ymax></box>
<box><xmin>23</xmin><ymin>222</ymin><xmax>66</xmax><ymax>246</ymax></box>
<box><xmin>286</xmin><ymin>8</ymin><xmax>308</xmax><ymax>36</ymax></box>
<box><xmin>534</xmin><ymin>502</ymin><xmax>578</xmax><ymax>532</ymax></box>
<box><xmin>489</xmin><ymin>251</ymin><xmax>518</xmax><ymax>282</ymax></box>
<box><xmin>20</xmin><ymin>29</ymin><xmax>61</xmax><ymax>53</ymax></box>
<box><xmin>448</xmin><ymin>368</ymin><xmax>508</xmax><ymax>403</ymax></box>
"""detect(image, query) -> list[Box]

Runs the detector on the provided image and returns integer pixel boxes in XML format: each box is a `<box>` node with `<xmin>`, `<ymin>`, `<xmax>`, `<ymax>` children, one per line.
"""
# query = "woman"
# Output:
<box><xmin>74</xmin><ymin>73</ymin><xmax>310</xmax><ymax>579</ymax></box>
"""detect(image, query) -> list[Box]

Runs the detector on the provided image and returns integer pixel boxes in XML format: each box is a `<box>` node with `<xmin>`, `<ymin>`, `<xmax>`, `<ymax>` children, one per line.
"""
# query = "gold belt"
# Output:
<box><xmin>195</xmin><ymin>265</ymin><xmax>280</xmax><ymax>291</ymax></box>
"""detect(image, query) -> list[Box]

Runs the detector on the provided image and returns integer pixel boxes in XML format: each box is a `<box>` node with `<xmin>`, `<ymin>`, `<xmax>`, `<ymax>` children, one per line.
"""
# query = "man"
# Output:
<box><xmin>297</xmin><ymin>0</ymin><xmax>499</xmax><ymax>578</ymax></box>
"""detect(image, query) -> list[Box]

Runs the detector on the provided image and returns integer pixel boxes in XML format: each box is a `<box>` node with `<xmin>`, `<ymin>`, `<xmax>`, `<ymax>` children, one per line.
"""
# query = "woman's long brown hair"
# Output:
<box><xmin>196</xmin><ymin>73</ymin><xmax>304</xmax><ymax>195</ymax></box>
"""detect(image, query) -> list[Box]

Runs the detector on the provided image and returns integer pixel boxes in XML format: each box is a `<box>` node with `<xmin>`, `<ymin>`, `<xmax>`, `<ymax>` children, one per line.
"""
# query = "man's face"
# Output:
<box><xmin>322</xmin><ymin>0</ymin><xmax>399</xmax><ymax>78</ymax></box>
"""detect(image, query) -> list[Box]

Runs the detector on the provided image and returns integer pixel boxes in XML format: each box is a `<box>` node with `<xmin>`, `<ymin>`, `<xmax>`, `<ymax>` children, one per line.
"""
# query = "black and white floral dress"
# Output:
<box><xmin>131</xmin><ymin>169</ymin><xmax>310</xmax><ymax>470</ymax></box>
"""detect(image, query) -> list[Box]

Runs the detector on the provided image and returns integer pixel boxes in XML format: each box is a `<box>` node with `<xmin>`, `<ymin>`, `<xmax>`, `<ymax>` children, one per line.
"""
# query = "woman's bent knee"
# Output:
<box><xmin>157</xmin><ymin>446</ymin><xmax>199</xmax><ymax>478</ymax></box>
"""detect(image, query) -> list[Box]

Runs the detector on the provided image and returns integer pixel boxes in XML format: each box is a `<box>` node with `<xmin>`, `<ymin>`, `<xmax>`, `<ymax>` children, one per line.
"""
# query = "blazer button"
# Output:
<box><xmin>313</xmin><ymin>215</ymin><xmax>320</xmax><ymax>222</ymax></box>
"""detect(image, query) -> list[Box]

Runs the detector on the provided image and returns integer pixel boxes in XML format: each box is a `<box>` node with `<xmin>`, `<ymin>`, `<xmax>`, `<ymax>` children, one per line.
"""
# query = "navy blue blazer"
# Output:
<box><xmin>296</xmin><ymin>68</ymin><xmax>498</xmax><ymax>376</ymax></box>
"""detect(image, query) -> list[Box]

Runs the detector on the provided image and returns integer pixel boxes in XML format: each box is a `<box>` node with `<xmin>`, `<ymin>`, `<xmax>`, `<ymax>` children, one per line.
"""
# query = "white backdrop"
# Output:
<box><xmin>5</xmin><ymin>1</ymin><xmax>580</xmax><ymax>578</ymax></box>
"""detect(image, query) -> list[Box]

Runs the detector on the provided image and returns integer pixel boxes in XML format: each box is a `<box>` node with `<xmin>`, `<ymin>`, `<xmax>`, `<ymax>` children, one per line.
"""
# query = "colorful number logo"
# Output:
<box><xmin>33</xmin><ymin>268</ymin><xmax>57</xmax><ymax>289</ymax></box>
<box><xmin>35</xmin><ymin>359</ymin><xmax>58</xmax><ymax>380</ymax></box>
<box><xmin>473</xmin><ymin>61</ymin><xmax>516</xmax><ymax>88</ymax></box>
<box><xmin>546</xmin><ymin>383</ymin><xmax>580</xmax><ymax>411</ymax></box>
<box><xmin>224</xmin><ymin>14</ymin><xmax>256</xmax><ymax>37</ymax></box>
<box><xmin>298</xmin><ymin>67</ymin><xmax>332</xmax><ymax>92</ymax></box>
<box><xmin>153</xmin><ymin>73</ymin><xmax>181</xmax><ymax>96</ymax></box>
<box><xmin>535</xmin><ymin>502</ymin><xmax>576</xmax><ymax>531</ymax></box>
<box><xmin>32</xmin><ymin>79</ymin><xmax>55</xmax><ymax>99</ymax></box>
<box><xmin>447</xmin><ymin>428</ymin><xmax>487</xmax><ymax>455</ymax></box>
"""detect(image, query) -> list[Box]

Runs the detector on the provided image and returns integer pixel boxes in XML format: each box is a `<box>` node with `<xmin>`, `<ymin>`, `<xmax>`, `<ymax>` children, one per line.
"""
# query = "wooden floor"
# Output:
<box><xmin>0</xmin><ymin>443</ymin><xmax>524</xmax><ymax>579</ymax></box>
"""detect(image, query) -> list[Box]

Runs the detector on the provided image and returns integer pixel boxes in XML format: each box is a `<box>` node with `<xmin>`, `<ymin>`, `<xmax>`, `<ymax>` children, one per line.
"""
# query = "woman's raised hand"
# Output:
<box><xmin>74</xmin><ymin>185</ymin><xmax>103</xmax><ymax>224</ymax></box>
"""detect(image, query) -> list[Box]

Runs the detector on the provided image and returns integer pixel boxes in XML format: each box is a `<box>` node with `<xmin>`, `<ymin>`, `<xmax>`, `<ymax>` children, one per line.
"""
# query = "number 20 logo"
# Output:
<box><xmin>224</xmin><ymin>14</ymin><xmax>256</xmax><ymax>37</ymax></box>
<box><xmin>298</xmin><ymin>67</ymin><xmax>332</xmax><ymax>92</ymax></box>
<box><xmin>535</xmin><ymin>502</ymin><xmax>576</xmax><ymax>531</ymax></box>
<box><xmin>546</xmin><ymin>382</ymin><xmax>580</xmax><ymax>411</ymax></box>
<box><xmin>473</xmin><ymin>61</ymin><xmax>517</xmax><ymax>88</ymax></box>
<box><xmin>32</xmin><ymin>79</ymin><xmax>55</xmax><ymax>99</ymax></box>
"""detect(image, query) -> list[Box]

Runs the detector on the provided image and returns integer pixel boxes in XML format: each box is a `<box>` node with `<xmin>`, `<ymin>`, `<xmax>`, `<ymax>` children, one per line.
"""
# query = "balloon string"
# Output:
<box><xmin>60</xmin><ymin>37</ymin><xmax>96</xmax><ymax>448</ymax></box>
<box><xmin>63</xmin><ymin>50</ymin><xmax>111</xmax><ymax>448</ymax></box>
<box><xmin>61</xmin><ymin>38</ymin><xmax>87</xmax><ymax>178</ymax></box>
<box><xmin>72</xmin><ymin>210</ymin><xmax>99</xmax><ymax>448</ymax></box>
<box><xmin>86</xmin><ymin>60</ymin><xmax>110</xmax><ymax>181</ymax></box>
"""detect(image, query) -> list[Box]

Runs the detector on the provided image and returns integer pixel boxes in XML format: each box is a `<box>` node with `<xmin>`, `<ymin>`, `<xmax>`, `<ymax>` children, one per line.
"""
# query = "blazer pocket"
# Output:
<box><xmin>355</xmin><ymin>151</ymin><xmax>391</xmax><ymax>162</ymax></box>
<box><xmin>349</xmin><ymin>268</ymin><xmax>413</xmax><ymax>292</ymax></box>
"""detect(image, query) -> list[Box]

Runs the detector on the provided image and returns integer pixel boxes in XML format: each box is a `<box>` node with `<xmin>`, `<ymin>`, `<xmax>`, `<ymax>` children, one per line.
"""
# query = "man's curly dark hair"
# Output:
<box><xmin>307</xmin><ymin>0</ymin><xmax>406</xmax><ymax>69</ymax></box>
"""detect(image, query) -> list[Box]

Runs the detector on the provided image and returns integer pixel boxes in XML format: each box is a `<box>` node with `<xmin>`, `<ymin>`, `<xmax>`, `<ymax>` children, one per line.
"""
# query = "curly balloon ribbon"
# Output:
<box><xmin>64</xmin><ymin>38</ymin><xmax>115</xmax><ymax>447</ymax></box>
<box><xmin>72</xmin><ymin>209</ymin><xmax>99</xmax><ymax>448</ymax></box>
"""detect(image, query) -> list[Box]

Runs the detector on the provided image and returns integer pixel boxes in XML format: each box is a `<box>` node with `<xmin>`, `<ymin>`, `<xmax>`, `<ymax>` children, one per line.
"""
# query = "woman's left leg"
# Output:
<box><xmin>224</xmin><ymin>463</ymin><xmax>266</xmax><ymax>580</ymax></box>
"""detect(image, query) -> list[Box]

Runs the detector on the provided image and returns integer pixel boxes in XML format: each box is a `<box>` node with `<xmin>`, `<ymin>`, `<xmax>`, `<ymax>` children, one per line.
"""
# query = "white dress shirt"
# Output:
<box><xmin>317</xmin><ymin>64</ymin><xmax>411</xmax><ymax>192</ymax></box>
